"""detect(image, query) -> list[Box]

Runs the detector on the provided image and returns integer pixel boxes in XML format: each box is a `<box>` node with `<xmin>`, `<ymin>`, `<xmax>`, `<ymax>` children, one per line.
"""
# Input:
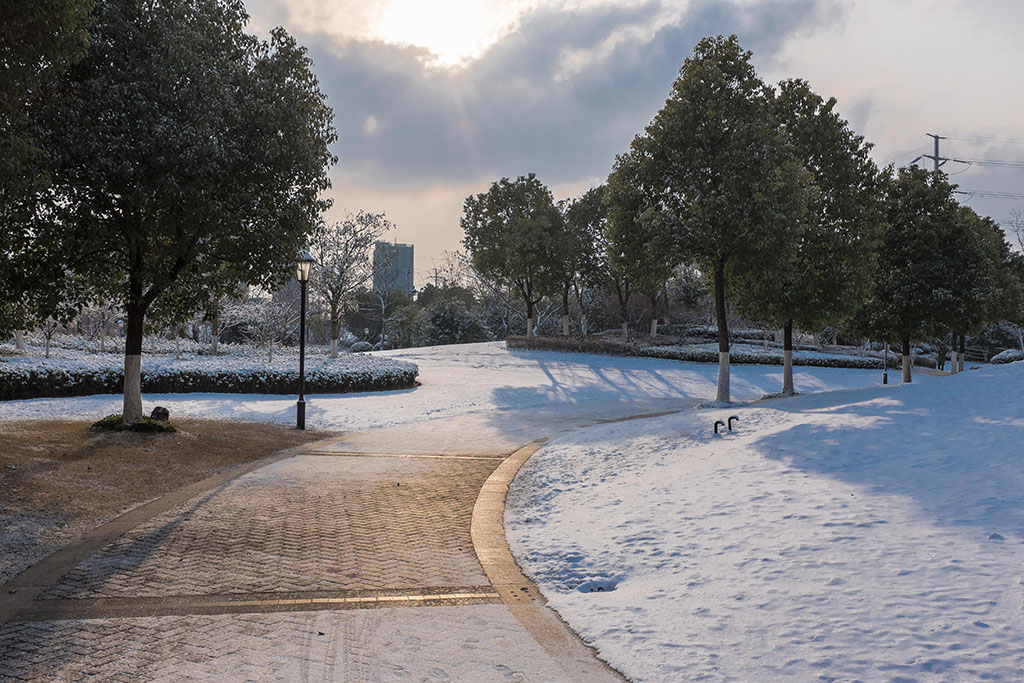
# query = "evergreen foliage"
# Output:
<box><xmin>461</xmin><ymin>173</ymin><xmax>566</xmax><ymax>328</ymax></box>
<box><xmin>3</xmin><ymin>0</ymin><xmax>337</xmax><ymax>422</ymax></box>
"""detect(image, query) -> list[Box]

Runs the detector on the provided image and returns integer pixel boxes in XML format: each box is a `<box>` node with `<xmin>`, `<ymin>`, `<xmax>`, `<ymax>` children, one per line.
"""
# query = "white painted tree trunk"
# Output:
<box><xmin>44</xmin><ymin>336</ymin><xmax>51</xmax><ymax>358</ymax></box>
<box><xmin>526</xmin><ymin>318</ymin><xmax>535</xmax><ymax>336</ymax></box>
<box><xmin>902</xmin><ymin>355</ymin><xmax>912</xmax><ymax>383</ymax></box>
<box><xmin>949</xmin><ymin>350</ymin><xmax>958</xmax><ymax>374</ymax></box>
<box><xmin>122</xmin><ymin>354</ymin><xmax>143</xmax><ymax>424</ymax></box>
<box><xmin>782</xmin><ymin>349</ymin><xmax>794</xmax><ymax>396</ymax></box>
<box><xmin>580</xmin><ymin>315</ymin><xmax>588</xmax><ymax>337</ymax></box>
<box><xmin>958</xmin><ymin>353</ymin><xmax>964</xmax><ymax>372</ymax></box>
<box><xmin>268</xmin><ymin>344</ymin><xmax>273</xmax><ymax>363</ymax></box>
<box><xmin>100</xmin><ymin>328</ymin><xmax>106</xmax><ymax>353</ymax></box>
<box><xmin>330</xmin><ymin>337</ymin><xmax>338</xmax><ymax>358</ymax></box>
<box><xmin>561</xmin><ymin>315</ymin><xmax>570</xmax><ymax>336</ymax></box>
<box><xmin>716</xmin><ymin>352</ymin><xmax>730</xmax><ymax>403</ymax></box>
<box><xmin>14</xmin><ymin>330</ymin><xmax>24</xmax><ymax>350</ymax></box>
<box><xmin>650</xmin><ymin>318</ymin><xmax>658</xmax><ymax>337</ymax></box>
<box><xmin>210</xmin><ymin>316</ymin><xmax>220</xmax><ymax>356</ymax></box>
<box><xmin>621</xmin><ymin>322</ymin><xmax>628</xmax><ymax>339</ymax></box>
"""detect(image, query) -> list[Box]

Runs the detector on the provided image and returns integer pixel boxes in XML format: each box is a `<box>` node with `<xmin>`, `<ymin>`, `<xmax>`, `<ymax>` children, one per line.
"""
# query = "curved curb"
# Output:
<box><xmin>471</xmin><ymin>439</ymin><xmax>626</xmax><ymax>682</ymax></box>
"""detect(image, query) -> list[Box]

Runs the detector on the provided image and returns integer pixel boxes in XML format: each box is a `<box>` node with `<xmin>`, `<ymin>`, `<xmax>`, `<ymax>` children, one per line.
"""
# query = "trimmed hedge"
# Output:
<box><xmin>506</xmin><ymin>335</ymin><xmax>886</xmax><ymax>370</ymax></box>
<box><xmin>0</xmin><ymin>363</ymin><xmax>419</xmax><ymax>401</ymax></box>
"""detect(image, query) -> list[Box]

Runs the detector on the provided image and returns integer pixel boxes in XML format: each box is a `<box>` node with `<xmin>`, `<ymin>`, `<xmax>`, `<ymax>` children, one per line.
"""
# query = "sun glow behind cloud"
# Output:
<box><xmin>375</xmin><ymin>0</ymin><xmax>520</xmax><ymax>66</ymax></box>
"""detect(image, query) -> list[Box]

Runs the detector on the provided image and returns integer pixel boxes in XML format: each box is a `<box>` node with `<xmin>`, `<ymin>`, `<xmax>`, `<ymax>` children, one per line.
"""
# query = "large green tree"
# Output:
<box><xmin>731</xmin><ymin>78</ymin><xmax>882</xmax><ymax>395</ymax></box>
<box><xmin>461</xmin><ymin>173</ymin><xmax>565</xmax><ymax>335</ymax></box>
<box><xmin>562</xmin><ymin>185</ymin><xmax>609</xmax><ymax>336</ymax></box>
<box><xmin>942</xmin><ymin>208</ymin><xmax>1019</xmax><ymax>372</ymax></box>
<box><xmin>12</xmin><ymin>0</ymin><xmax>336</xmax><ymax>422</ymax></box>
<box><xmin>629</xmin><ymin>35</ymin><xmax>798</xmax><ymax>402</ymax></box>
<box><xmin>856</xmin><ymin>167</ymin><xmax>962</xmax><ymax>382</ymax></box>
<box><xmin>605</xmin><ymin>150</ymin><xmax>678</xmax><ymax>337</ymax></box>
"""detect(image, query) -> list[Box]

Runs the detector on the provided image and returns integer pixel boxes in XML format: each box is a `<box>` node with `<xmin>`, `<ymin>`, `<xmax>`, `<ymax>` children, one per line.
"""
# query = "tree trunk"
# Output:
<box><xmin>123</xmin><ymin>304</ymin><xmax>146</xmax><ymax>424</ymax></box>
<box><xmin>210</xmin><ymin>315</ymin><xmax>220</xmax><ymax>355</ymax></box>
<box><xmin>175</xmin><ymin>327</ymin><xmax>181</xmax><ymax>361</ymax></box>
<box><xmin>1017</xmin><ymin>327</ymin><xmax>1023</xmax><ymax>353</ymax></box>
<box><xmin>580</xmin><ymin>315</ymin><xmax>588</xmax><ymax>337</ymax></box>
<box><xmin>100</xmin><ymin>327</ymin><xmax>106</xmax><ymax>353</ymax></box>
<box><xmin>268</xmin><ymin>343</ymin><xmax>273</xmax><ymax>363</ymax></box>
<box><xmin>525</xmin><ymin>295</ymin><xmax>534</xmax><ymax>336</ymax></box>
<box><xmin>714</xmin><ymin>259</ymin><xmax>730</xmax><ymax>403</ymax></box>
<box><xmin>44</xmin><ymin>335</ymin><xmax>51</xmax><ymax>358</ymax></box>
<box><xmin>958</xmin><ymin>334</ymin><xmax>965</xmax><ymax>372</ymax></box>
<box><xmin>782</xmin><ymin>319</ymin><xmax>794</xmax><ymax>396</ymax></box>
<box><xmin>329</xmin><ymin>305</ymin><xmax>340</xmax><ymax>358</ymax></box>
<box><xmin>14</xmin><ymin>329</ymin><xmax>24</xmax><ymax>350</ymax></box>
<box><xmin>621</xmin><ymin>321</ymin><xmax>628</xmax><ymax>339</ymax></box>
<box><xmin>650</xmin><ymin>294</ymin><xmax>658</xmax><ymax>338</ymax></box>
<box><xmin>948</xmin><ymin>332</ymin><xmax>958</xmax><ymax>374</ymax></box>
<box><xmin>901</xmin><ymin>335</ymin><xmax>912</xmax><ymax>383</ymax></box>
<box><xmin>561</xmin><ymin>291</ymin><xmax>570</xmax><ymax>336</ymax></box>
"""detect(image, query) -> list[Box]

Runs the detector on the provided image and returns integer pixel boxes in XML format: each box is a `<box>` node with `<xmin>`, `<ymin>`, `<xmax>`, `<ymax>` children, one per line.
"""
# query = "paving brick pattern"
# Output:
<box><xmin>43</xmin><ymin>455</ymin><xmax>497</xmax><ymax>600</ymax></box>
<box><xmin>0</xmin><ymin>605</ymin><xmax>570</xmax><ymax>681</ymax></box>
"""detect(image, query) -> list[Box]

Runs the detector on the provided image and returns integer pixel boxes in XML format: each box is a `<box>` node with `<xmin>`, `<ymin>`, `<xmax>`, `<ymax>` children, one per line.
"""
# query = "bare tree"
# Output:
<box><xmin>239</xmin><ymin>297</ymin><xmax>297</xmax><ymax>363</ymax></box>
<box><xmin>310</xmin><ymin>212</ymin><xmax>393</xmax><ymax>357</ymax></box>
<box><xmin>372</xmin><ymin>249</ymin><xmax>402</xmax><ymax>349</ymax></box>
<box><xmin>81</xmin><ymin>301</ymin><xmax>120</xmax><ymax>352</ymax></box>
<box><xmin>37</xmin><ymin>318</ymin><xmax>61</xmax><ymax>358</ymax></box>
<box><xmin>1010</xmin><ymin>209</ymin><xmax>1024</xmax><ymax>254</ymax></box>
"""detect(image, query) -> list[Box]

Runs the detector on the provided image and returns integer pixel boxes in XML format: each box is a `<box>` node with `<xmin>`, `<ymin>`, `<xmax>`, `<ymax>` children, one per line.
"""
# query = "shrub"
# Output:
<box><xmin>506</xmin><ymin>335</ymin><xmax>885</xmax><ymax>370</ymax></box>
<box><xmin>90</xmin><ymin>414</ymin><xmax>176</xmax><ymax>433</ymax></box>
<box><xmin>0</xmin><ymin>355</ymin><xmax>418</xmax><ymax>401</ymax></box>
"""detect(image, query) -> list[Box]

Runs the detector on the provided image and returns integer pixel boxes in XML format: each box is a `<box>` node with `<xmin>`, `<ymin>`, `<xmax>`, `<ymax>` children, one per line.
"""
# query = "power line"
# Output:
<box><xmin>951</xmin><ymin>158</ymin><xmax>1024</xmax><ymax>169</ymax></box>
<box><xmin>944</xmin><ymin>134</ymin><xmax>1024</xmax><ymax>145</ymax></box>
<box><xmin>955</xmin><ymin>189</ymin><xmax>1024</xmax><ymax>200</ymax></box>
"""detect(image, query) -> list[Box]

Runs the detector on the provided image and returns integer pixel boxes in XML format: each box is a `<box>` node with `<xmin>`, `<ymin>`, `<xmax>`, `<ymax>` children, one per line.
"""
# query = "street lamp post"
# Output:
<box><xmin>296</xmin><ymin>248</ymin><xmax>314</xmax><ymax>429</ymax></box>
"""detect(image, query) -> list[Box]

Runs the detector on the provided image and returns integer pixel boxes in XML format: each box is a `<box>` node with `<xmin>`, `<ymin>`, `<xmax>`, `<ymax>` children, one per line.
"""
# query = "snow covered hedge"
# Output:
<box><xmin>507</xmin><ymin>335</ymin><xmax>885</xmax><ymax>369</ymax></box>
<box><xmin>990</xmin><ymin>348</ymin><xmax>1024</xmax><ymax>364</ymax></box>
<box><xmin>0</xmin><ymin>350</ymin><xmax>418</xmax><ymax>400</ymax></box>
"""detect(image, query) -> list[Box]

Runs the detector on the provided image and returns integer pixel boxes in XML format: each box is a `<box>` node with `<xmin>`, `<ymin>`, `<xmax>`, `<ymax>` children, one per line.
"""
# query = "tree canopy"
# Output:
<box><xmin>4</xmin><ymin>0</ymin><xmax>337</xmax><ymax>421</ymax></box>
<box><xmin>730</xmin><ymin>78</ymin><xmax>882</xmax><ymax>394</ymax></box>
<box><xmin>461</xmin><ymin>173</ymin><xmax>565</xmax><ymax>331</ymax></box>
<box><xmin>623</xmin><ymin>35</ymin><xmax>798</xmax><ymax>401</ymax></box>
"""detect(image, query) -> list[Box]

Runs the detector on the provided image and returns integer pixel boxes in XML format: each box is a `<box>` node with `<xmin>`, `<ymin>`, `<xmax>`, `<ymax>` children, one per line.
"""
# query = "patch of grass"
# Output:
<box><xmin>90</xmin><ymin>414</ymin><xmax>176</xmax><ymax>433</ymax></box>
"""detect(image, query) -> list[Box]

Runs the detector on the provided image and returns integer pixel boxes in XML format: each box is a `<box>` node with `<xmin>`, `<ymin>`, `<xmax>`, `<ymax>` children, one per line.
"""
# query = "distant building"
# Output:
<box><xmin>373</xmin><ymin>241</ymin><xmax>415</xmax><ymax>297</ymax></box>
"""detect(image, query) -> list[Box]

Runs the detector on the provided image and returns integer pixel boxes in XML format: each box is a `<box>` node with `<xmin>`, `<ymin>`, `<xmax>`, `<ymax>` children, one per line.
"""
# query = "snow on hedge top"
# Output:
<box><xmin>0</xmin><ymin>342</ymin><xmax>417</xmax><ymax>381</ymax></box>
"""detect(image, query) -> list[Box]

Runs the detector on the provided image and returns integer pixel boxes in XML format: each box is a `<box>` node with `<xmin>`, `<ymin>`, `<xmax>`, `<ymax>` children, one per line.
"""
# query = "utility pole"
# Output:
<box><xmin>909</xmin><ymin>133</ymin><xmax>949</xmax><ymax>170</ymax></box>
<box><xmin>913</xmin><ymin>133</ymin><xmax>960</xmax><ymax>373</ymax></box>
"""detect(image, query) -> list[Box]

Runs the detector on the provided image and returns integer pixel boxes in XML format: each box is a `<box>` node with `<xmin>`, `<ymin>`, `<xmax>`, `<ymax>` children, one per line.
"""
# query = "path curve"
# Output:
<box><xmin>0</xmin><ymin>400</ymin><xmax>694</xmax><ymax>681</ymax></box>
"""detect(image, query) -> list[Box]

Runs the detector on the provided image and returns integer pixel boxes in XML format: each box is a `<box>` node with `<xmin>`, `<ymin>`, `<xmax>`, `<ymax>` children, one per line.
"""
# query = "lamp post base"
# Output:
<box><xmin>296</xmin><ymin>399</ymin><xmax>306</xmax><ymax>430</ymax></box>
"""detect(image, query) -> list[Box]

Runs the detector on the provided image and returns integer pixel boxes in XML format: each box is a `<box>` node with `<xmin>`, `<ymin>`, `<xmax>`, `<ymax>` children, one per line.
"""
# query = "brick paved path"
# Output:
<box><xmin>0</xmin><ymin>401</ymin><xmax>691</xmax><ymax>681</ymax></box>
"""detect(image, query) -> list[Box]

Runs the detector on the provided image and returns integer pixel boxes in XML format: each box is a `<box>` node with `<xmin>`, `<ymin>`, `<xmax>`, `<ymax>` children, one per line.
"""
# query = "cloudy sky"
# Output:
<box><xmin>245</xmin><ymin>0</ymin><xmax>1024</xmax><ymax>284</ymax></box>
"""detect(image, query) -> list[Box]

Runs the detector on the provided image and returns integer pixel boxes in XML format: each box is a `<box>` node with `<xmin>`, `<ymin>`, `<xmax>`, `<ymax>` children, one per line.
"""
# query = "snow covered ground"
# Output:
<box><xmin>506</xmin><ymin>362</ymin><xmax>1024</xmax><ymax>681</ymax></box>
<box><xmin>0</xmin><ymin>342</ymin><xmax>891</xmax><ymax>430</ymax></box>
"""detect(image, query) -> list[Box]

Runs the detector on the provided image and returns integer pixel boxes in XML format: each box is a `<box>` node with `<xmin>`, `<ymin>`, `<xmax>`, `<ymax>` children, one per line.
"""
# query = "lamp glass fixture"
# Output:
<box><xmin>296</xmin><ymin>248</ymin><xmax>314</xmax><ymax>282</ymax></box>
